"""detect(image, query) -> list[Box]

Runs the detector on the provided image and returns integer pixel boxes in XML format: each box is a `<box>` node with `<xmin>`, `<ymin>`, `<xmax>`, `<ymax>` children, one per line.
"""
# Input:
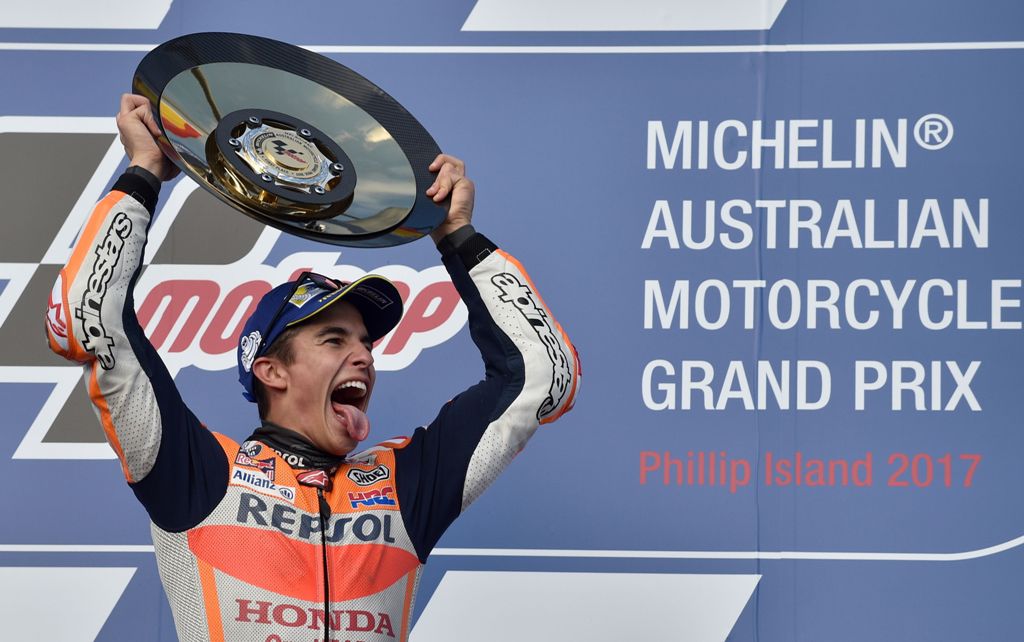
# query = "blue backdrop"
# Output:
<box><xmin>1</xmin><ymin>1</ymin><xmax>1022</xmax><ymax>640</ymax></box>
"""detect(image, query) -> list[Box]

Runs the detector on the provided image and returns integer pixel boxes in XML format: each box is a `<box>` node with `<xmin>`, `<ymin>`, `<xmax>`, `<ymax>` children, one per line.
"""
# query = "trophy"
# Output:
<box><xmin>133</xmin><ymin>32</ymin><xmax>447</xmax><ymax>247</ymax></box>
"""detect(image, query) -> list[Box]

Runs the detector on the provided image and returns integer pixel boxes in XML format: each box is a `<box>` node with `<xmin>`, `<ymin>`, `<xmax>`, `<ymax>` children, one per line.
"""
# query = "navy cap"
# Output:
<box><xmin>237</xmin><ymin>272</ymin><xmax>403</xmax><ymax>402</ymax></box>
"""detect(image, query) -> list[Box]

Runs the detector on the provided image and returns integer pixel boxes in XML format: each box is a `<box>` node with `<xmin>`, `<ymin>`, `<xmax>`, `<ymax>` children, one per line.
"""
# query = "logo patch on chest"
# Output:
<box><xmin>230</xmin><ymin>467</ymin><xmax>296</xmax><ymax>502</ymax></box>
<box><xmin>347</xmin><ymin>464</ymin><xmax>390</xmax><ymax>486</ymax></box>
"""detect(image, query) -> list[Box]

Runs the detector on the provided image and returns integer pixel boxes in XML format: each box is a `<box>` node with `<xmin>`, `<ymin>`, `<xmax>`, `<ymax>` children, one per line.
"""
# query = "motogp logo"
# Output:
<box><xmin>3</xmin><ymin>120</ymin><xmax>469</xmax><ymax>461</ymax></box>
<box><xmin>136</xmin><ymin>260</ymin><xmax>467</xmax><ymax>377</ymax></box>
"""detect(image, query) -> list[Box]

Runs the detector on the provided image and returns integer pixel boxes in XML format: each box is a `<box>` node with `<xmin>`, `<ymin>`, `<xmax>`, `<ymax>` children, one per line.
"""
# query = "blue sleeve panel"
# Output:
<box><xmin>393</xmin><ymin>230</ymin><xmax>579</xmax><ymax>562</ymax></box>
<box><xmin>126</xmin><ymin>299</ymin><xmax>230</xmax><ymax>533</ymax></box>
<box><xmin>111</xmin><ymin>180</ymin><xmax>229</xmax><ymax>533</ymax></box>
<box><xmin>98</xmin><ymin>176</ymin><xmax>230</xmax><ymax>532</ymax></box>
<box><xmin>395</xmin><ymin>233</ymin><xmax>523</xmax><ymax>562</ymax></box>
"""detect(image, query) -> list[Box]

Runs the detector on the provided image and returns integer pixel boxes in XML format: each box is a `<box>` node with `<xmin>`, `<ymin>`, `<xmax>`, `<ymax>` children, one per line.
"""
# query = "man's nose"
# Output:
<box><xmin>351</xmin><ymin>343</ymin><xmax>374</xmax><ymax>367</ymax></box>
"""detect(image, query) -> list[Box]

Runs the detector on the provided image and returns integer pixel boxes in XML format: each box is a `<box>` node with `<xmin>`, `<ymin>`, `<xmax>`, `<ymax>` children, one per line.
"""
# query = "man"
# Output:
<box><xmin>46</xmin><ymin>94</ymin><xmax>580</xmax><ymax>641</ymax></box>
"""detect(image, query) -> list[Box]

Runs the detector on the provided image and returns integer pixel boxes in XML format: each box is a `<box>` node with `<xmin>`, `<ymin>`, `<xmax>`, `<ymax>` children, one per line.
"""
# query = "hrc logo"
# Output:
<box><xmin>348</xmin><ymin>486</ymin><xmax>396</xmax><ymax>509</ymax></box>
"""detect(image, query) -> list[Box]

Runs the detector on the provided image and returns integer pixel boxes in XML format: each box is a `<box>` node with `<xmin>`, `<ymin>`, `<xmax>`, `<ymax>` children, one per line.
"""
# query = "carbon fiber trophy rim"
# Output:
<box><xmin>133</xmin><ymin>32</ymin><xmax>446</xmax><ymax>248</ymax></box>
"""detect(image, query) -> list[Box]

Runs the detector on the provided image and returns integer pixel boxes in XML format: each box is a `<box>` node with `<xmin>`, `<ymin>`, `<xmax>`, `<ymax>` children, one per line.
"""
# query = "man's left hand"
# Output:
<box><xmin>427</xmin><ymin>154</ymin><xmax>475</xmax><ymax>243</ymax></box>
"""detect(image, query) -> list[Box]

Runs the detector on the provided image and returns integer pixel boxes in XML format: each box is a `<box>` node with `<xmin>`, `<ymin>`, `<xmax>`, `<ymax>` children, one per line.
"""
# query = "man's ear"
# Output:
<box><xmin>252</xmin><ymin>356</ymin><xmax>288</xmax><ymax>393</ymax></box>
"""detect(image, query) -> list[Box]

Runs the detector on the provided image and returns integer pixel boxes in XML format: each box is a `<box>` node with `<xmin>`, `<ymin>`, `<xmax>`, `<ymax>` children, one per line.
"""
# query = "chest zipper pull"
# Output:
<box><xmin>296</xmin><ymin>468</ymin><xmax>336</xmax><ymax>642</ymax></box>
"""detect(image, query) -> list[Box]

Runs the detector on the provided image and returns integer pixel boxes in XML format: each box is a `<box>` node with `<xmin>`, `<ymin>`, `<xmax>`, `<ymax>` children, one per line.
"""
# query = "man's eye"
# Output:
<box><xmin>325</xmin><ymin>338</ymin><xmax>342</xmax><ymax>345</ymax></box>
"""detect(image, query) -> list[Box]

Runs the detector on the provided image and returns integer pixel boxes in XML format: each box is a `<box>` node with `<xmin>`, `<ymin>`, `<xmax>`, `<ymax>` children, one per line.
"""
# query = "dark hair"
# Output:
<box><xmin>252</xmin><ymin>326</ymin><xmax>301</xmax><ymax>419</ymax></box>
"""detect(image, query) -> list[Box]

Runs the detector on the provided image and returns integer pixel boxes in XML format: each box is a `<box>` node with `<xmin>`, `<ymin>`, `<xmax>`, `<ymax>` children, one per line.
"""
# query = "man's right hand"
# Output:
<box><xmin>115</xmin><ymin>93</ymin><xmax>179</xmax><ymax>181</ymax></box>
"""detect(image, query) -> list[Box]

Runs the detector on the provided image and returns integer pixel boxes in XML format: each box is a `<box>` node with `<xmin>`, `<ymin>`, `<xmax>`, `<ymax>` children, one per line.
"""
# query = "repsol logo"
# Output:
<box><xmin>75</xmin><ymin>212</ymin><xmax>132</xmax><ymax>369</ymax></box>
<box><xmin>491</xmin><ymin>272</ymin><xmax>573</xmax><ymax>419</ymax></box>
<box><xmin>235</xmin><ymin>599</ymin><xmax>395</xmax><ymax>637</ymax></box>
<box><xmin>269</xmin><ymin>447</ymin><xmax>307</xmax><ymax>468</ymax></box>
<box><xmin>236</xmin><ymin>492</ymin><xmax>396</xmax><ymax>543</ymax></box>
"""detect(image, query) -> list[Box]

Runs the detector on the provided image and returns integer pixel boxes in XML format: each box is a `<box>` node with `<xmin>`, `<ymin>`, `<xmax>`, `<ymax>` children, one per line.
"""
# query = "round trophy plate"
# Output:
<box><xmin>133</xmin><ymin>32</ymin><xmax>447</xmax><ymax>247</ymax></box>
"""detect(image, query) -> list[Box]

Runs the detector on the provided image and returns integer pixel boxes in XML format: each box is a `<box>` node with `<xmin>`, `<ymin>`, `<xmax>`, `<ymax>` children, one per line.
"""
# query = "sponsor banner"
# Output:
<box><xmin>3</xmin><ymin>2</ymin><xmax>1024</xmax><ymax>642</ymax></box>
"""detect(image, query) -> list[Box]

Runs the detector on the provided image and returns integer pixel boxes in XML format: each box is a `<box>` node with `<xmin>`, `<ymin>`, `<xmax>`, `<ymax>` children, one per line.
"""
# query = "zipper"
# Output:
<box><xmin>317</xmin><ymin>487</ymin><xmax>332</xmax><ymax>642</ymax></box>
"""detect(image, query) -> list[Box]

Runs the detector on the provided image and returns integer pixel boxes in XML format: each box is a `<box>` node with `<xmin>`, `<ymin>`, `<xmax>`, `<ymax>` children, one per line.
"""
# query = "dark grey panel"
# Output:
<box><xmin>6</xmin><ymin>264</ymin><xmax>65</xmax><ymax>368</ymax></box>
<box><xmin>152</xmin><ymin>186</ymin><xmax>266</xmax><ymax>264</ymax></box>
<box><xmin>0</xmin><ymin>133</ymin><xmax>117</xmax><ymax>262</ymax></box>
<box><xmin>0</xmin><ymin>264</ymin><xmax>105</xmax><ymax>443</ymax></box>
<box><xmin>43</xmin><ymin>373</ymin><xmax>106</xmax><ymax>444</ymax></box>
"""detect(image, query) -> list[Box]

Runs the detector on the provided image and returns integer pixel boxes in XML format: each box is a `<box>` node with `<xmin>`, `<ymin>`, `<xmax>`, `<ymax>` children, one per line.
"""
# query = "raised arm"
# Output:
<box><xmin>394</xmin><ymin>155</ymin><xmax>581</xmax><ymax>561</ymax></box>
<box><xmin>44</xmin><ymin>95</ymin><xmax>227</xmax><ymax>531</ymax></box>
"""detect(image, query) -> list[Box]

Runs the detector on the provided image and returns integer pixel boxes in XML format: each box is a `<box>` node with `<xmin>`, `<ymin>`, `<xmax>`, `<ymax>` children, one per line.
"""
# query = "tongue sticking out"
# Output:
<box><xmin>333</xmin><ymin>403</ymin><xmax>370</xmax><ymax>442</ymax></box>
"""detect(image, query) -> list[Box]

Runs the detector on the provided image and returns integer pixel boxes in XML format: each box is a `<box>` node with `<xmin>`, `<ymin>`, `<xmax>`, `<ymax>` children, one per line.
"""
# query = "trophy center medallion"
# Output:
<box><xmin>209</xmin><ymin>107</ymin><xmax>360</xmax><ymax>221</ymax></box>
<box><xmin>252</xmin><ymin>127</ymin><xmax>323</xmax><ymax>180</ymax></box>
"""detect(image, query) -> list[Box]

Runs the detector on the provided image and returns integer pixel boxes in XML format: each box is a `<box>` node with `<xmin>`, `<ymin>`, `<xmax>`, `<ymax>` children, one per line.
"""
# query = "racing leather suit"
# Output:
<box><xmin>45</xmin><ymin>172</ymin><xmax>580</xmax><ymax>642</ymax></box>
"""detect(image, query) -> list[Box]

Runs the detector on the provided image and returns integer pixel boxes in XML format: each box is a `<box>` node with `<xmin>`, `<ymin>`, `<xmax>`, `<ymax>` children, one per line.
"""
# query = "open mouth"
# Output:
<box><xmin>331</xmin><ymin>380</ymin><xmax>367</xmax><ymax>412</ymax></box>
